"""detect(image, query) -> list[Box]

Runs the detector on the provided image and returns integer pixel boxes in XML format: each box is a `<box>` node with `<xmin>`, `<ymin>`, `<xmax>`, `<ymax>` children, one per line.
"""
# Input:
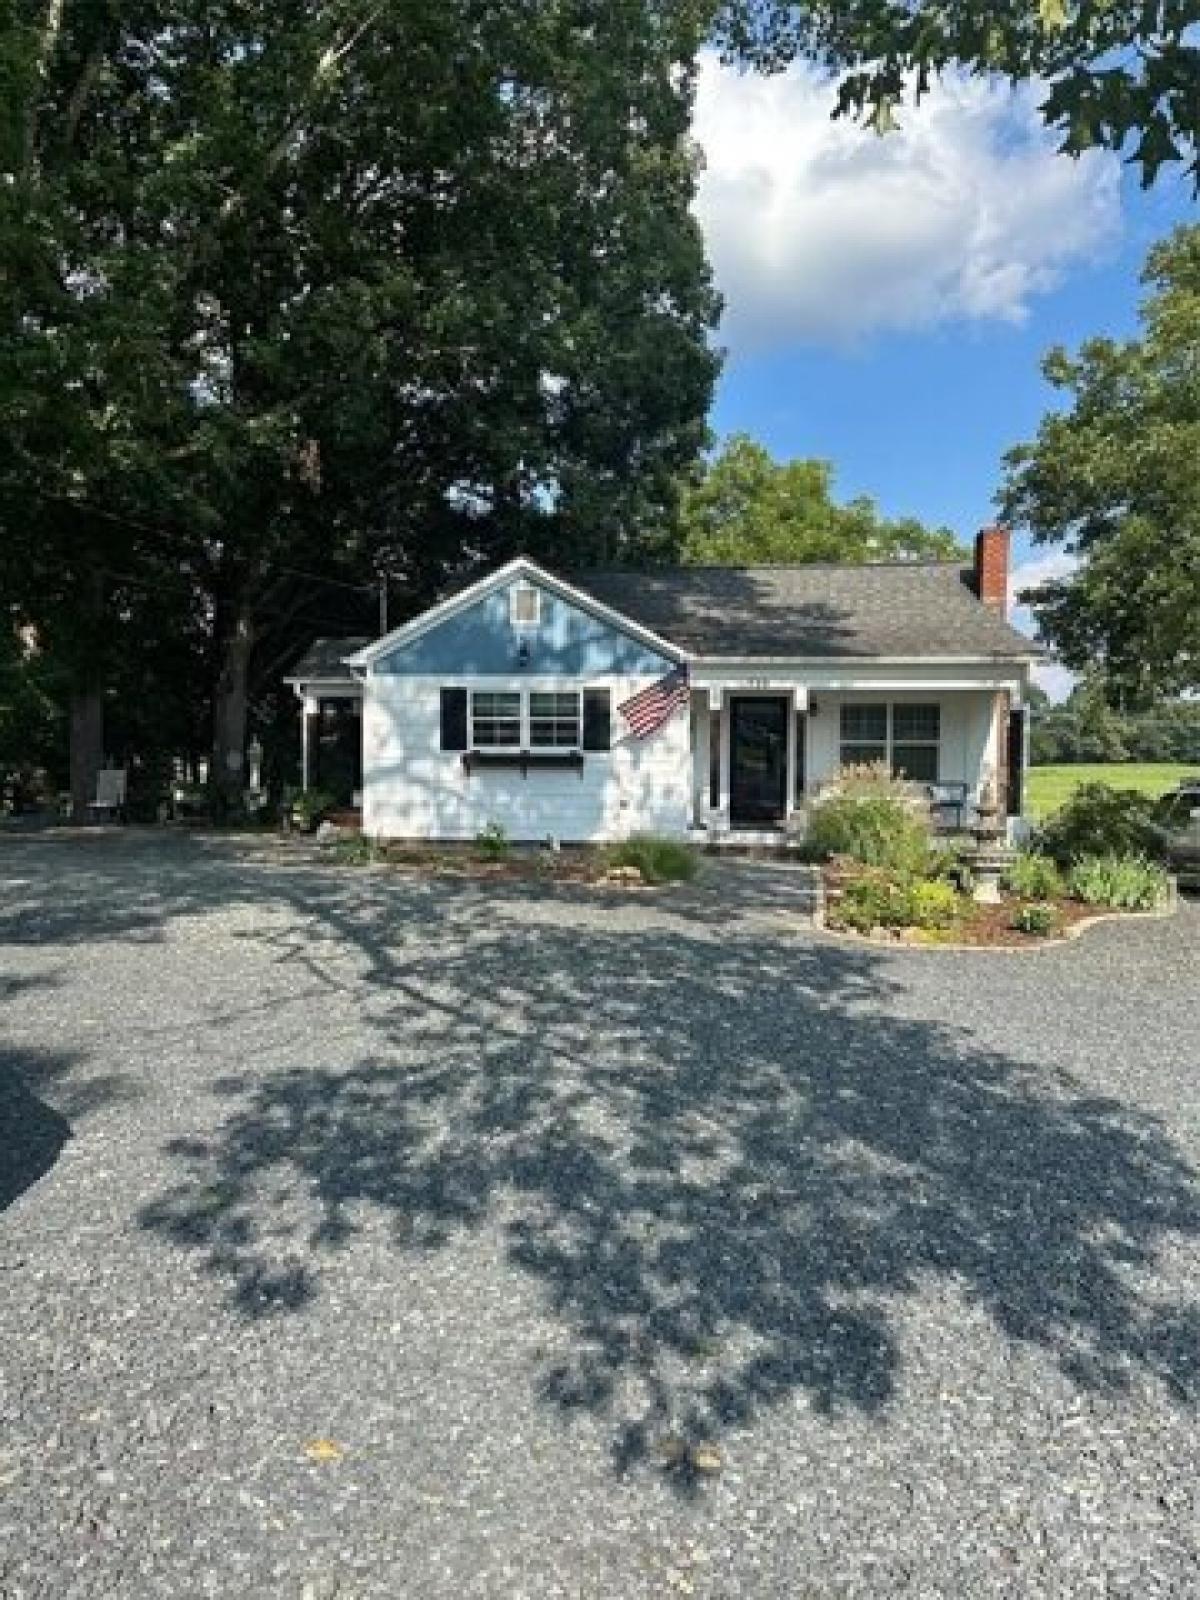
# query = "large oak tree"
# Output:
<box><xmin>1001</xmin><ymin>224</ymin><xmax>1200</xmax><ymax>703</ymax></box>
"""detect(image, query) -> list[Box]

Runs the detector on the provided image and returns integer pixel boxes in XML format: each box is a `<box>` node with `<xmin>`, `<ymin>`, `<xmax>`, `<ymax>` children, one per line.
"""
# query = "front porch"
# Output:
<box><xmin>687</xmin><ymin>677</ymin><xmax>1030</xmax><ymax>845</ymax></box>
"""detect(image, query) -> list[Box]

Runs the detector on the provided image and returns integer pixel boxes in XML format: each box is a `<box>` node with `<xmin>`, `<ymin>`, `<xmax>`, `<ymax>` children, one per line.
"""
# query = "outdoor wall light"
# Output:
<box><xmin>517</xmin><ymin>639</ymin><xmax>531</xmax><ymax>668</ymax></box>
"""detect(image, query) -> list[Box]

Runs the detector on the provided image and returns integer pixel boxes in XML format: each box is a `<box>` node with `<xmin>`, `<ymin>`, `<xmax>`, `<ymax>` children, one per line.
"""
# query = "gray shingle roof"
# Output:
<box><xmin>567</xmin><ymin>564</ymin><xmax>1040</xmax><ymax>660</ymax></box>
<box><xmin>284</xmin><ymin>636</ymin><xmax>371</xmax><ymax>682</ymax></box>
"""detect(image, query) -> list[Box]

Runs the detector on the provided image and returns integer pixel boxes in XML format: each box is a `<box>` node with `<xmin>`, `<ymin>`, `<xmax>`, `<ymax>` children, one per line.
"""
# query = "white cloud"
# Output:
<box><xmin>693</xmin><ymin>60</ymin><xmax>1121</xmax><ymax>350</ymax></box>
<box><xmin>1010</xmin><ymin>550</ymin><xmax>1080</xmax><ymax>701</ymax></box>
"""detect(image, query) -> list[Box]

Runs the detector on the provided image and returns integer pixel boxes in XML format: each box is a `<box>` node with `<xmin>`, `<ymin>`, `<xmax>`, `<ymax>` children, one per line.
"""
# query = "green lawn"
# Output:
<box><xmin>1027</xmin><ymin>763</ymin><xmax>1196</xmax><ymax>820</ymax></box>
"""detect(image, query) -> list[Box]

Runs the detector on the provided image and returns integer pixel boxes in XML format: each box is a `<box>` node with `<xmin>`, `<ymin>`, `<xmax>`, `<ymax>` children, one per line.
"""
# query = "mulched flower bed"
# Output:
<box><xmin>821</xmin><ymin>861</ymin><xmax>1163</xmax><ymax>948</ymax></box>
<box><xmin>340</xmin><ymin>840</ymin><xmax>653</xmax><ymax>888</ymax></box>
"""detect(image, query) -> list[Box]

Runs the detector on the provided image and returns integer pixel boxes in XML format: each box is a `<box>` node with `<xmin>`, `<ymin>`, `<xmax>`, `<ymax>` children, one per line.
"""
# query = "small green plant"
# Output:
<box><xmin>291</xmin><ymin>787</ymin><xmax>337</xmax><ymax>831</ymax></box>
<box><xmin>604</xmin><ymin>834</ymin><xmax>698</xmax><ymax>884</ymax></box>
<box><xmin>808</xmin><ymin>764</ymin><xmax>931</xmax><ymax>874</ymax></box>
<box><xmin>333</xmin><ymin>833</ymin><xmax>380</xmax><ymax>865</ymax></box>
<box><xmin>928</xmin><ymin>841</ymin><xmax>975</xmax><ymax>895</ymax></box>
<box><xmin>1002</xmin><ymin>849</ymin><xmax>1064</xmax><ymax>899</ymax></box>
<box><xmin>1068</xmin><ymin>852</ymin><xmax>1170</xmax><ymax>911</ymax></box>
<box><xmin>908</xmin><ymin>878</ymin><xmax>962</xmax><ymax>930</ymax></box>
<box><xmin>475</xmin><ymin>820</ymin><xmax>511</xmax><ymax>860</ymax></box>
<box><xmin>1010</xmin><ymin>901</ymin><xmax>1060</xmax><ymax>937</ymax></box>
<box><xmin>1038</xmin><ymin>783</ymin><xmax>1161</xmax><ymax>867</ymax></box>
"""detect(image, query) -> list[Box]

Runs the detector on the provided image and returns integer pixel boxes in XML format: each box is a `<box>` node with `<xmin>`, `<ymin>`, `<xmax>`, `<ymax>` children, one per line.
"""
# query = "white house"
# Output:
<box><xmin>284</xmin><ymin>527</ymin><xmax>1040</xmax><ymax>844</ymax></box>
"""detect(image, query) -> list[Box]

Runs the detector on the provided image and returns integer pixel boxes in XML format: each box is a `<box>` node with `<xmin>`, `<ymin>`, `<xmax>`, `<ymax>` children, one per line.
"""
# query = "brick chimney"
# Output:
<box><xmin>974</xmin><ymin>525</ymin><xmax>1010</xmax><ymax>614</ymax></box>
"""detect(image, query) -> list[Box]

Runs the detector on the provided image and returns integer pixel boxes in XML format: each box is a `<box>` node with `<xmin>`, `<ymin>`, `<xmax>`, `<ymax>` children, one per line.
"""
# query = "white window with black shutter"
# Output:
<box><xmin>439</xmin><ymin>685</ymin><xmax>612</xmax><ymax>754</ymax></box>
<box><xmin>470</xmin><ymin>691</ymin><xmax>522</xmax><ymax>749</ymax></box>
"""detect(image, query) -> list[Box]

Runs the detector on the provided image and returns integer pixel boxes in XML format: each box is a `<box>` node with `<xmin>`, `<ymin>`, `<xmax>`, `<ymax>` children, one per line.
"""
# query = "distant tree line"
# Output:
<box><xmin>1029</xmin><ymin>683</ymin><xmax>1200</xmax><ymax>768</ymax></box>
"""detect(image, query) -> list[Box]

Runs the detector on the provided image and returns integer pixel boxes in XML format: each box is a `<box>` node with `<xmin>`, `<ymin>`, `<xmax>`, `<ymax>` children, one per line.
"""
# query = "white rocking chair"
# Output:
<box><xmin>88</xmin><ymin>768</ymin><xmax>127</xmax><ymax>824</ymax></box>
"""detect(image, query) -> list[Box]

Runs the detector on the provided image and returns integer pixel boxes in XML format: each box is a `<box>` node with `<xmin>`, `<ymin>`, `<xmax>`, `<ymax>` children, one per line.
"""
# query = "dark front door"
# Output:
<box><xmin>730</xmin><ymin>696</ymin><xmax>789</xmax><ymax>825</ymax></box>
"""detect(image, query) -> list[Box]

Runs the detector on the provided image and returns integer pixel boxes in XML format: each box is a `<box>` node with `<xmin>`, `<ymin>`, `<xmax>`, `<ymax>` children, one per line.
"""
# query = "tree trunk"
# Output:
<box><xmin>210</xmin><ymin>610</ymin><xmax>254</xmax><ymax>818</ymax></box>
<box><xmin>69</xmin><ymin>686</ymin><xmax>103</xmax><ymax>824</ymax></box>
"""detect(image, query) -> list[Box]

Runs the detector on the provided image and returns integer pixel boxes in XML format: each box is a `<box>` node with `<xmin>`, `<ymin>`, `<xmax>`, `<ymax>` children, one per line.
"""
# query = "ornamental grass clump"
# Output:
<box><xmin>808</xmin><ymin>764</ymin><xmax>932</xmax><ymax>874</ymax></box>
<box><xmin>1068</xmin><ymin>852</ymin><xmax>1170</xmax><ymax>911</ymax></box>
<box><xmin>604</xmin><ymin>835</ymin><xmax>698</xmax><ymax>884</ymax></box>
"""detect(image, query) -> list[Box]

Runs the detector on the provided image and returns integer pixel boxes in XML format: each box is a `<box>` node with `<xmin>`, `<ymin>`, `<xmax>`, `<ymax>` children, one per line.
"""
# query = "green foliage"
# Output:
<box><xmin>833</xmin><ymin>872</ymin><xmax>915</xmax><ymax>934</ymax></box>
<box><xmin>604</xmin><ymin>835</ymin><xmax>698</xmax><ymax>884</ymax></box>
<box><xmin>1010</xmin><ymin>902</ymin><xmax>1061</xmax><ymax>937</ymax></box>
<box><xmin>333</xmin><ymin>833</ymin><xmax>381</xmax><ymax>866</ymax></box>
<box><xmin>679</xmin><ymin>436</ymin><xmax>963</xmax><ymax>564</ymax></box>
<box><xmin>291</xmin><ymin>788</ymin><xmax>337</xmax><ymax>831</ymax></box>
<box><xmin>832</xmin><ymin>868</ymin><xmax>961</xmax><ymax>934</ymax></box>
<box><xmin>927</xmin><ymin>841</ymin><xmax>975</xmax><ymax>895</ymax></box>
<box><xmin>0</xmin><ymin>0</ymin><xmax>721</xmax><ymax>803</ymax></box>
<box><xmin>1068</xmin><ymin>853</ymin><xmax>1170</xmax><ymax>912</ymax></box>
<box><xmin>907</xmin><ymin>878</ymin><xmax>962</xmax><ymax>931</ymax></box>
<box><xmin>711</xmin><ymin>4</ymin><xmax>1199</xmax><ymax>188</ymax></box>
<box><xmin>1036</xmin><ymin>782</ymin><xmax>1162</xmax><ymax>866</ymax></box>
<box><xmin>475</xmin><ymin>821</ymin><xmax>511</xmax><ymax>861</ymax></box>
<box><xmin>1002</xmin><ymin>225</ymin><xmax>1200</xmax><ymax>701</ymax></box>
<box><xmin>1002</xmin><ymin>850</ymin><xmax>1064</xmax><ymax>899</ymax></box>
<box><xmin>1029</xmin><ymin>682</ymin><xmax>1200</xmax><ymax>767</ymax></box>
<box><xmin>808</xmin><ymin>765</ymin><xmax>932</xmax><ymax>873</ymax></box>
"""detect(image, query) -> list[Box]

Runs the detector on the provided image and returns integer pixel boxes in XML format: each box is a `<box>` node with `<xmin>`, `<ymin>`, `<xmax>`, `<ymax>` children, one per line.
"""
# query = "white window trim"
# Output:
<box><xmin>839</xmin><ymin>701</ymin><xmax>941</xmax><ymax>781</ymax></box>
<box><xmin>467</xmin><ymin>687</ymin><xmax>583</xmax><ymax>751</ymax></box>
<box><xmin>509</xmin><ymin>583</ymin><xmax>542</xmax><ymax>630</ymax></box>
<box><xmin>528</xmin><ymin>688</ymin><xmax>582</xmax><ymax>751</ymax></box>
<box><xmin>470</xmin><ymin>689</ymin><xmax>523</xmax><ymax>751</ymax></box>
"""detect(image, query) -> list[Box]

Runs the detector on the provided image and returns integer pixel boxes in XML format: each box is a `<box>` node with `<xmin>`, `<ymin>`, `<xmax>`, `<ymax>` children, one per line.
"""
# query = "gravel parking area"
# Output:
<box><xmin>1</xmin><ymin>830</ymin><xmax>1198</xmax><ymax>1599</ymax></box>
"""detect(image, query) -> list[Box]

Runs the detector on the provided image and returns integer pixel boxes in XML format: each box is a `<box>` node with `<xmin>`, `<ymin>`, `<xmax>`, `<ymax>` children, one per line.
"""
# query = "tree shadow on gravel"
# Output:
<box><xmin>138</xmin><ymin>896</ymin><xmax>1200</xmax><ymax>1480</ymax></box>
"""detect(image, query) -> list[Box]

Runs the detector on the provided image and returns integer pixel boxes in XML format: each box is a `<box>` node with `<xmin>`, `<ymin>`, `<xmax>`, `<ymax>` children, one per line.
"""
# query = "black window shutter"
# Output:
<box><xmin>440</xmin><ymin>687</ymin><xmax>468</xmax><ymax>751</ymax></box>
<box><xmin>582</xmin><ymin>688</ymin><xmax>611</xmax><ymax>751</ymax></box>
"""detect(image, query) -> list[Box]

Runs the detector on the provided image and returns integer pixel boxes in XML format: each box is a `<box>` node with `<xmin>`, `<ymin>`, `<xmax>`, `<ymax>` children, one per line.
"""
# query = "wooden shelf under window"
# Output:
<box><xmin>461</xmin><ymin>750</ymin><xmax>585</xmax><ymax>777</ymax></box>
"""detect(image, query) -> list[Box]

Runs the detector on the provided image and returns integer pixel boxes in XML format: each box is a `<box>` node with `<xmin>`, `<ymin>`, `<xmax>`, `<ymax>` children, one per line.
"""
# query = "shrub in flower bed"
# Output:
<box><xmin>1002</xmin><ymin>849</ymin><xmax>1064</xmax><ymax>899</ymax></box>
<box><xmin>829</xmin><ymin>867</ymin><xmax>963</xmax><ymax>935</ymax></box>
<box><xmin>1010</xmin><ymin>901</ymin><xmax>1061</xmax><ymax>937</ymax></box>
<box><xmin>1068</xmin><ymin>852</ymin><xmax>1170</xmax><ymax>911</ymax></box>
<box><xmin>1037</xmin><ymin>782</ymin><xmax>1161</xmax><ymax>867</ymax></box>
<box><xmin>808</xmin><ymin>764</ymin><xmax>932</xmax><ymax>874</ymax></box>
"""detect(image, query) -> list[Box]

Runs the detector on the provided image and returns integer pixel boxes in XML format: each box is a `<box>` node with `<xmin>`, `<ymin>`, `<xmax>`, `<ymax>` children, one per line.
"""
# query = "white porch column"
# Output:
<box><xmin>692</xmin><ymin>697</ymin><xmax>710</xmax><ymax>828</ymax></box>
<box><xmin>301</xmin><ymin>692</ymin><xmax>317</xmax><ymax>790</ymax></box>
<box><xmin>713</xmin><ymin>686</ymin><xmax>730</xmax><ymax>827</ymax></box>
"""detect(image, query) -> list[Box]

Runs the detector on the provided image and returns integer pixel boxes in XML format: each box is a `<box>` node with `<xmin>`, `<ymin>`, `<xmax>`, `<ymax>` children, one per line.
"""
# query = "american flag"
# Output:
<box><xmin>618</xmin><ymin>666</ymin><xmax>690</xmax><ymax>738</ymax></box>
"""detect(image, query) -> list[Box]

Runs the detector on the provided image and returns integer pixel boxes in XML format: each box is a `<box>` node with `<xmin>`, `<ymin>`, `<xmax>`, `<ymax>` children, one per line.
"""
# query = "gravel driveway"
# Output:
<box><xmin>1</xmin><ymin>830</ymin><xmax>1197</xmax><ymax>1599</ymax></box>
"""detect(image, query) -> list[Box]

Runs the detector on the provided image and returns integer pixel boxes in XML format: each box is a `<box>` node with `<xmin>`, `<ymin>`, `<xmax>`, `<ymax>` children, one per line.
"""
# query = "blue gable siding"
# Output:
<box><xmin>373</xmin><ymin>576</ymin><xmax>674</xmax><ymax>677</ymax></box>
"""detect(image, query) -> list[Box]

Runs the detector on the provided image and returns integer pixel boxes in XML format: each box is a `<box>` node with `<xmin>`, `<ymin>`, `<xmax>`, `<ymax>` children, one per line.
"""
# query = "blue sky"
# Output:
<box><xmin>693</xmin><ymin>59</ymin><xmax>1195</xmax><ymax>631</ymax></box>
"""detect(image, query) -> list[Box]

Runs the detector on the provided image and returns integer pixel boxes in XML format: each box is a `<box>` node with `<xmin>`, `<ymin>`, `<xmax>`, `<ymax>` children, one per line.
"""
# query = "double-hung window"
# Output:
<box><xmin>467</xmin><ymin>689</ymin><xmax>583</xmax><ymax>750</ymax></box>
<box><xmin>470</xmin><ymin>691</ymin><xmax>521</xmax><ymax>748</ymax></box>
<box><xmin>528</xmin><ymin>691</ymin><xmax>581</xmax><ymax>749</ymax></box>
<box><xmin>891</xmin><ymin>704</ymin><xmax>941</xmax><ymax>782</ymax></box>
<box><xmin>839</xmin><ymin>704</ymin><xmax>888</xmax><ymax>767</ymax></box>
<box><xmin>839</xmin><ymin>702</ymin><xmax>941</xmax><ymax>782</ymax></box>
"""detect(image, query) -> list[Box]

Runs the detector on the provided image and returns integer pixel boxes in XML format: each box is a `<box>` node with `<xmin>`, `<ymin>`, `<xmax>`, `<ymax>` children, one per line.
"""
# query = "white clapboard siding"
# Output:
<box><xmin>363</xmin><ymin>675</ymin><xmax>691</xmax><ymax>842</ymax></box>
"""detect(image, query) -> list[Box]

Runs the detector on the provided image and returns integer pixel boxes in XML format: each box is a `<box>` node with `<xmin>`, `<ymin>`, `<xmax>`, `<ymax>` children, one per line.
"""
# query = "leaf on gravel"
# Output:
<box><xmin>689</xmin><ymin>1444</ymin><xmax>722</xmax><ymax>1475</ymax></box>
<box><xmin>304</xmin><ymin>1438</ymin><xmax>344</xmax><ymax>1463</ymax></box>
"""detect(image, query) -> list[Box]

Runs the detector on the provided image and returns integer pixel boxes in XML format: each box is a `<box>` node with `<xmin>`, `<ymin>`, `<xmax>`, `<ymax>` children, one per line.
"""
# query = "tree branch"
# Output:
<box><xmin>218</xmin><ymin>6</ymin><xmax>384</xmax><ymax>224</ymax></box>
<box><xmin>23</xmin><ymin>0</ymin><xmax>67</xmax><ymax>175</ymax></box>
